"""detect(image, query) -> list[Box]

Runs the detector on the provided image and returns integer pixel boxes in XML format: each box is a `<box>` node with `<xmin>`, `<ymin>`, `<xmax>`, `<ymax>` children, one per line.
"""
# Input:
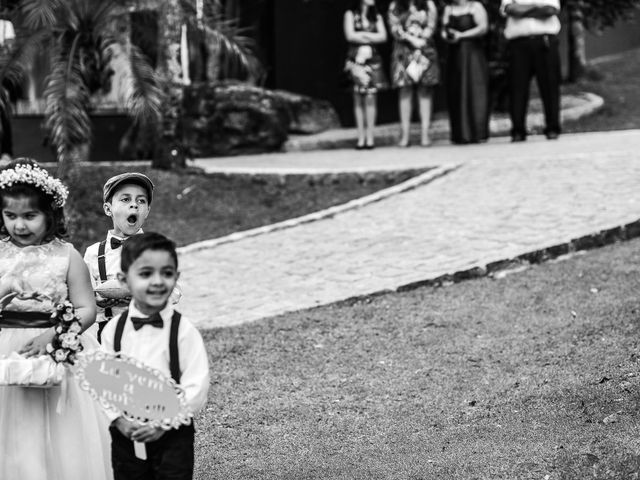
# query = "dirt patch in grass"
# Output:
<box><xmin>61</xmin><ymin>165</ymin><xmax>426</xmax><ymax>253</ymax></box>
<box><xmin>195</xmin><ymin>238</ymin><xmax>640</xmax><ymax>479</ymax></box>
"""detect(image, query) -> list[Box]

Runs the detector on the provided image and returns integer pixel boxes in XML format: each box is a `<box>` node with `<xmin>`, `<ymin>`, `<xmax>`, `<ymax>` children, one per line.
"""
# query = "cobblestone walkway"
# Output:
<box><xmin>179</xmin><ymin>130</ymin><xmax>640</xmax><ymax>329</ymax></box>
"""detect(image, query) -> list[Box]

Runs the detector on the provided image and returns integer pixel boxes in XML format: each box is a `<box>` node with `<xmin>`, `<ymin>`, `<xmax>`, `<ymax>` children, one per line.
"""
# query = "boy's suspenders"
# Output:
<box><xmin>97</xmin><ymin>240</ymin><xmax>112</xmax><ymax>320</ymax></box>
<box><xmin>113</xmin><ymin>309</ymin><xmax>183</xmax><ymax>382</ymax></box>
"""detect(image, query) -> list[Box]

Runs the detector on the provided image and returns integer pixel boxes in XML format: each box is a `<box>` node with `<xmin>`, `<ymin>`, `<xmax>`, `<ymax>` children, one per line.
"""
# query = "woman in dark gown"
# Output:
<box><xmin>442</xmin><ymin>0</ymin><xmax>490</xmax><ymax>144</ymax></box>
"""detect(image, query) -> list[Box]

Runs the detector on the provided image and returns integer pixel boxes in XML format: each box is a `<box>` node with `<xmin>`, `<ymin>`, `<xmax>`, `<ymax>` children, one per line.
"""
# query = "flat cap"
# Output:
<box><xmin>103</xmin><ymin>172</ymin><xmax>154</xmax><ymax>204</ymax></box>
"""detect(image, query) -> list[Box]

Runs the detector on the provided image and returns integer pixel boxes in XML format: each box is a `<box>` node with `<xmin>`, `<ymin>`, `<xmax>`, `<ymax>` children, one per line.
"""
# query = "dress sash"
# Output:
<box><xmin>0</xmin><ymin>311</ymin><xmax>56</xmax><ymax>328</ymax></box>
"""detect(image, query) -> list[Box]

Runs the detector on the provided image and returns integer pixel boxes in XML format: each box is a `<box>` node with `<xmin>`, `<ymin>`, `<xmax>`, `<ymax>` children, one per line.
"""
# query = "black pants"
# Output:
<box><xmin>110</xmin><ymin>424</ymin><xmax>195</xmax><ymax>480</ymax></box>
<box><xmin>507</xmin><ymin>35</ymin><xmax>561</xmax><ymax>138</ymax></box>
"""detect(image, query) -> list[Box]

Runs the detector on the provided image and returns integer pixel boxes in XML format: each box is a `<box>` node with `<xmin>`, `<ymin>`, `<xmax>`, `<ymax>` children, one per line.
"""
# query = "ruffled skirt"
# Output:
<box><xmin>0</xmin><ymin>327</ymin><xmax>113</xmax><ymax>480</ymax></box>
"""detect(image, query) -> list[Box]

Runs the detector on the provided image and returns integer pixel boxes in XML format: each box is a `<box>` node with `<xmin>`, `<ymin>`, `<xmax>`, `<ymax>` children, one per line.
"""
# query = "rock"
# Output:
<box><xmin>179</xmin><ymin>82</ymin><xmax>342</xmax><ymax>157</ymax></box>
<box><xmin>181</xmin><ymin>82</ymin><xmax>289</xmax><ymax>157</ymax></box>
<box><xmin>271</xmin><ymin>89</ymin><xmax>341</xmax><ymax>134</ymax></box>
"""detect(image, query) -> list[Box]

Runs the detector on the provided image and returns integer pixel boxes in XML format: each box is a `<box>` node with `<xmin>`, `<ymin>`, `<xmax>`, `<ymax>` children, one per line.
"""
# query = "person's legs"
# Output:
<box><xmin>353</xmin><ymin>91</ymin><xmax>366</xmax><ymax>148</ymax></box>
<box><xmin>417</xmin><ymin>86</ymin><xmax>433</xmax><ymax>146</ymax></box>
<box><xmin>150</xmin><ymin>426</ymin><xmax>195</xmax><ymax>480</ymax></box>
<box><xmin>364</xmin><ymin>92</ymin><xmax>377</xmax><ymax>148</ymax></box>
<box><xmin>507</xmin><ymin>39</ymin><xmax>533</xmax><ymax>141</ymax></box>
<box><xmin>110</xmin><ymin>428</ymin><xmax>154</xmax><ymax>480</ymax></box>
<box><xmin>534</xmin><ymin>35</ymin><xmax>561</xmax><ymax>138</ymax></box>
<box><xmin>398</xmin><ymin>86</ymin><xmax>412</xmax><ymax>147</ymax></box>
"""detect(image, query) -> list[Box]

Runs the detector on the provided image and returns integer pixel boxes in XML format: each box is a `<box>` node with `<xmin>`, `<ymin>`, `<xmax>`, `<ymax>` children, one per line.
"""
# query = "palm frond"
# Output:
<box><xmin>19</xmin><ymin>0</ymin><xmax>63</xmax><ymax>30</ymax></box>
<box><xmin>180</xmin><ymin>0</ymin><xmax>262</xmax><ymax>80</ymax></box>
<box><xmin>44</xmin><ymin>42</ymin><xmax>92</xmax><ymax>165</ymax></box>
<box><xmin>205</xmin><ymin>21</ymin><xmax>262</xmax><ymax>80</ymax></box>
<box><xmin>0</xmin><ymin>29</ymin><xmax>49</xmax><ymax>91</ymax></box>
<box><xmin>125</xmin><ymin>44</ymin><xmax>163</xmax><ymax>126</ymax></box>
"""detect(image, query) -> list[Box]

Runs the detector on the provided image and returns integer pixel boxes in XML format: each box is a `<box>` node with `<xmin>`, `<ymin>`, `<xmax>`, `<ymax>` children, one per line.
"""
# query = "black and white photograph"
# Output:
<box><xmin>1</xmin><ymin>0</ymin><xmax>640</xmax><ymax>479</ymax></box>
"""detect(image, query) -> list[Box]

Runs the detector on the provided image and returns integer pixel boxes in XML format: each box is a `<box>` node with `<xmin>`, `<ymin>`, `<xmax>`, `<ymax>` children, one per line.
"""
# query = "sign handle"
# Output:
<box><xmin>134</xmin><ymin>441</ymin><xmax>147</xmax><ymax>460</ymax></box>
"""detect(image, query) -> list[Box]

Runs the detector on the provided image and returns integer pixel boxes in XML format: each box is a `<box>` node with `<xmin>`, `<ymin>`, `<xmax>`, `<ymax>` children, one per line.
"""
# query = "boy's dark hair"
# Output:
<box><xmin>121</xmin><ymin>232</ymin><xmax>178</xmax><ymax>273</ymax></box>
<box><xmin>0</xmin><ymin>158</ymin><xmax>67</xmax><ymax>240</ymax></box>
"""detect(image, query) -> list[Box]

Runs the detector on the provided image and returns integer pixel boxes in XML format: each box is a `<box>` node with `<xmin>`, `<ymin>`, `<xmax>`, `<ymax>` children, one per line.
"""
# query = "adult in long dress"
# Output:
<box><xmin>442</xmin><ymin>0</ymin><xmax>490</xmax><ymax>144</ymax></box>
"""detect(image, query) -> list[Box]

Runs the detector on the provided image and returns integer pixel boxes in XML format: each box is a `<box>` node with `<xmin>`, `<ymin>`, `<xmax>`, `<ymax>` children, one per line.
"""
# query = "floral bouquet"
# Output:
<box><xmin>0</xmin><ymin>294</ymin><xmax>83</xmax><ymax>387</ymax></box>
<box><xmin>46</xmin><ymin>300</ymin><xmax>83</xmax><ymax>365</ymax></box>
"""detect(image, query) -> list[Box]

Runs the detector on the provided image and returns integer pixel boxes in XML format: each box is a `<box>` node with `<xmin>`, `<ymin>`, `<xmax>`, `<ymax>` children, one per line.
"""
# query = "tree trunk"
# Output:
<box><xmin>152</xmin><ymin>0</ymin><xmax>186</xmax><ymax>170</ymax></box>
<box><xmin>567</xmin><ymin>2</ymin><xmax>588</xmax><ymax>83</ymax></box>
<box><xmin>56</xmin><ymin>144</ymin><xmax>89</xmax><ymax>182</ymax></box>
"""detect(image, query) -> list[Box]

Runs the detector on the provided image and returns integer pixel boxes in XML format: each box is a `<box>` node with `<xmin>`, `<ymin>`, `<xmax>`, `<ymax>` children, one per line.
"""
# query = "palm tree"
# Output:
<box><xmin>0</xmin><ymin>0</ymin><xmax>260</xmax><ymax>177</ymax></box>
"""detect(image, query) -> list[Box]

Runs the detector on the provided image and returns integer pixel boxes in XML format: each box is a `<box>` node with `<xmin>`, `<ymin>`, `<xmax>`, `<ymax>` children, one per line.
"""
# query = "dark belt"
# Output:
<box><xmin>0</xmin><ymin>311</ymin><xmax>56</xmax><ymax>328</ymax></box>
<box><xmin>510</xmin><ymin>34</ymin><xmax>557</xmax><ymax>42</ymax></box>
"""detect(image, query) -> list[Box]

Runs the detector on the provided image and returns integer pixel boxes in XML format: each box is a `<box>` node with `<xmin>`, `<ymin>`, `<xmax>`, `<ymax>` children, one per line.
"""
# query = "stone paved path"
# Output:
<box><xmin>179</xmin><ymin>130</ymin><xmax>640</xmax><ymax>329</ymax></box>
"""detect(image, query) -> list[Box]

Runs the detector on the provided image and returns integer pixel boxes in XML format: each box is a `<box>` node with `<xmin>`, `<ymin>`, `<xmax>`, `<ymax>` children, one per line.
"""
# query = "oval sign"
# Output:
<box><xmin>74</xmin><ymin>350</ymin><xmax>192</xmax><ymax>430</ymax></box>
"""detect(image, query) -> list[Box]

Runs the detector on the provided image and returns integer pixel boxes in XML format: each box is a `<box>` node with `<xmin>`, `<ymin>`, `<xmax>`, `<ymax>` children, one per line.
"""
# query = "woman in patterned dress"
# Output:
<box><xmin>344</xmin><ymin>0</ymin><xmax>389</xmax><ymax>149</ymax></box>
<box><xmin>388</xmin><ymin>0</ymin><xmax>440</xmax><ymax>147</ymax></box>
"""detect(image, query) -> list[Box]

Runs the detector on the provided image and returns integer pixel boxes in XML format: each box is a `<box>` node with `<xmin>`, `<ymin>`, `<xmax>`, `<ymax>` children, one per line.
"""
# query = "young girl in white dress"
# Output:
<box><xmin>0</xmin><ymin>159</ymin><xmax>113</xmax><ymax>480</ymax></box>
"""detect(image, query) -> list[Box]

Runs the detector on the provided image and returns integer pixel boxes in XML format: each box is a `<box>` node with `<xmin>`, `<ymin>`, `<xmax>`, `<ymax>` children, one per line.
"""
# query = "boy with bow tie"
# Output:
<box><xmin>101</xmin><ymin>232</ymin><xmax>210</xmax><ymax>480</ymax></box>
<box><xmin>84</xmin><ymin>172</ymin><xmax>155</xmax><ymax>342</ymax></box>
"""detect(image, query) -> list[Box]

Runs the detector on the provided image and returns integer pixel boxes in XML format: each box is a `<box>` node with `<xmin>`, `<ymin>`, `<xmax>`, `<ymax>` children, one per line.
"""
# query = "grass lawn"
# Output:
<box><xmin>562</xmin><ymin>47</ymin><xmax>640</xmax><ymax>133</ymax></box>
<box><xmin>195</xmin><ymin>238</ymin><xmax>640</xmax><ymax>479</ymax></box>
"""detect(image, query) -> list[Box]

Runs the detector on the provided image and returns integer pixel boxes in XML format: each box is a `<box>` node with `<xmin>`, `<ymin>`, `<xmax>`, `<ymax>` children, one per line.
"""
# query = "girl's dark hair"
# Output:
<box><xmin>348</xmin><ymin>0</ymin><xmax>379</xmax><ymax>23</ymax></box>
<box><xmin>120</xmin><ymin>232</ymin><xmax>178</xmax><ymax>273</ymax></box>
<box><xmin>0</xmin><ymin>158</ymin><xmax>67</xmax><ymax>241</ymax></box>
<box><xmin>394</xmin><ymin>0</ymin><xmax>428</xmax><ymax>12</ymax></box>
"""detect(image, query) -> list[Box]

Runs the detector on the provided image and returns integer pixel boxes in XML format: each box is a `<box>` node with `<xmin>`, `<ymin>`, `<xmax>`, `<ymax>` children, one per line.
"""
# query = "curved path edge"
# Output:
<box><xmin>178</xmin><ymin>164</ymin><xmax>460</xmax><ymax>255</ymax></box>
<box><xmin>230</xmin><ymin>219</ymin><xmax>640</xmax><ymax>329</ymax></box>
<box><xmin>394</xmin><ymin>219</ymin><xmax>640</xmax><ymax>293</ymax></box>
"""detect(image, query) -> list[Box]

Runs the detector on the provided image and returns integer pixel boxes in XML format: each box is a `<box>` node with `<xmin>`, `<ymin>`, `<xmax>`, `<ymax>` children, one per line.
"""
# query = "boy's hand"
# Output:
<box><xmin>96</xmin><ymin>295</ymin><xmax>129</xmax><ymax>308</ymax></box>
<box><xmin>112</xmin><ymin>417</ymin><xmax>138</xmax><ymax>438</ymax></box>
<box><xmin>131</xmin><ymin>424</ymin><xmax>166</xmax><ymax>443</ymax></box>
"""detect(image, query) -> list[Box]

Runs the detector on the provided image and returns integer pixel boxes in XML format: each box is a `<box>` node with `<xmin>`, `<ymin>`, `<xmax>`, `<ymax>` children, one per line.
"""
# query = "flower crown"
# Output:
<box><xmin>0</xmin><ymin>163</ymin><xmax>69</xmax><ymax>207</ymax></box>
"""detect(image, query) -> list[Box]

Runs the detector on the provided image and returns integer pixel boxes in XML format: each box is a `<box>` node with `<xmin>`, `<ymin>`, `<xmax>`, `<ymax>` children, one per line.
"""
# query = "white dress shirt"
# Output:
<box><xmin>101</xmin><ymin>302</ymin><xmax>210</xmax><ymax>423</ymax></box>
<box><xmin>84</xmin><ymin>230</ymin><xmax>139</xmax><ymax>324</ymax></box>
<box><xmin>500</xmin><ymin>0</ymin><xmax>561</xmax><ymax>39</ymax></box>
<box><xmin>84</xmin><ymin>230</ymin><xmax>181</xmax><ymax>325</ymax></box>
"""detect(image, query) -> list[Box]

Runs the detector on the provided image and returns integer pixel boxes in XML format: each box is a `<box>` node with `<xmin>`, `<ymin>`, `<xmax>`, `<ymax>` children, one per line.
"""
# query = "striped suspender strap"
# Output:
<box><xmin>113</xmin><ymin>309</ymin><xmax>128</xmax><ymax>352</ymax></box>
<box><xmin>169</xmin><ymin>311</ymin><xmax>182</xmax><ymax>383</ymax></box>
<box><xmin>97</xmin><ymin>240</ymin><xmax>112</xmax><ymax>320</ymax></box>
<box><xmin>113</xmin><ymin>309</ymin><xmax>182</xmax><ymax>384</ymax></box>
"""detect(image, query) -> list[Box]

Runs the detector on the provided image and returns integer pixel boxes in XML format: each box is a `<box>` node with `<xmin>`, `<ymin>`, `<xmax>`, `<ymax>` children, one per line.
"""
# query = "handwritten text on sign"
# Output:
<box><xmin>75</xmin><ymin>351</ymin><xmax>192</xmax><ymax>429</ymax></box>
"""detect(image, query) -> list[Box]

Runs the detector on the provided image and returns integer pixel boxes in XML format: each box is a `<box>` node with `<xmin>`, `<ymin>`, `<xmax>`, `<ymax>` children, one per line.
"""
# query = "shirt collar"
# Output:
<box><xmin>128</xmin><ymin>301</ymin><xmax>173</xmax><ymax>323</ymax></box>
<box><xmin>107</xmin><ymin>229</ymin><xmax>144</xmax><ymax>242</ymax></box>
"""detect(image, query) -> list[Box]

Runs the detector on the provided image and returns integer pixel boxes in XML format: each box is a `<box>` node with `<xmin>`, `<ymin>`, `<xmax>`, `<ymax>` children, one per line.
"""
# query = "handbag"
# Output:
<box><xmin>406</xmin><ymin>52</ymin><xmax>431</xmax><ymax>83</ymax></box>
<box><xmin>0</xmin><ymin>352</ymin><xmax>66</xmax><ymax>387</ymax></box>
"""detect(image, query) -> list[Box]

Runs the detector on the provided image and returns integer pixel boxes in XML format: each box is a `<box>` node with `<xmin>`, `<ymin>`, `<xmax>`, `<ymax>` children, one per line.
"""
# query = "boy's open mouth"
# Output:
<box><xmin>127</xmin><ymin>214</ymin><xmax>138</xmax><ymax>226</ymax></box>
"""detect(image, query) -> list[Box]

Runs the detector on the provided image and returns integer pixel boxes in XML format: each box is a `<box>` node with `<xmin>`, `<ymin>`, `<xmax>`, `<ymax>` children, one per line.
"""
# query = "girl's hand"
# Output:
<box><xmin>18</xmin><ymin>328</ymin><xmax>56</xmax><ymax>358</ymax></box>
<box><xmin>131</xmin><ymin>424</ymin><xmax>166</xmax><ymax>443</ymax></box>
<box><xmin>446</xmin><ymin>29</ymin><xmax>461</xmax><ymax>43</ymax></box>
<box><xmin>409</xmin><ymin>36</ymin><xmax>426</xmax><ymax>49</ymax></box>
<box><xmin>0</xmin><ymin>275</ymin><xmax>25</xmax><ymax>299</ymax></box>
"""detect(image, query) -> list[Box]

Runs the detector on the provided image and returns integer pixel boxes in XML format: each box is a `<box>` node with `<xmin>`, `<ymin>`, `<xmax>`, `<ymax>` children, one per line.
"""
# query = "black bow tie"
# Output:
<box><xmin>131</xmin><ymin>313</ymin><xmax>164</xmax><ymax>330</ymax></box>
<box><xmin>110</xmin><ymin>237</ymin><xmax>125</xmax><ymax>249</ymax></box>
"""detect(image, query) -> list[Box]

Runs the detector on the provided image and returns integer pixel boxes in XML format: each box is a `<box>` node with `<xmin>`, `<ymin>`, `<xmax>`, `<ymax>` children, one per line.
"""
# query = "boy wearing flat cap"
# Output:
<box><xmin>84</xmin><ymin>172</ymin><xmax>156</xmax><ymax>341</ymax></box>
